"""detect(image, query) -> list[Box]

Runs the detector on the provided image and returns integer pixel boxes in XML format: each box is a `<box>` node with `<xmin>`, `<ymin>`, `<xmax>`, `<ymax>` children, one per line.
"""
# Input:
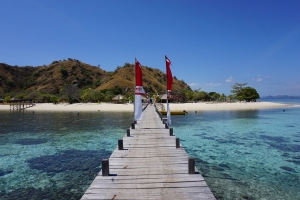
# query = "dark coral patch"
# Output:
<box><xmin>212</xmin><ymin>166</ymin><xmax>225</xmax><ymax>171</ymax></box>
<box><xmin>260</xmin><ymin>135</ymin><xmax>288</xmax><ymax>143</ymax></box>
<box><xmin>0</xmin><ymin>186</ymin><xmax>83</xmax><ymax>200</ymax></box>
<box><xmin>286</xmin><ymin>160</ymin><xmax>300</xmax><ymax>165</ymax></box>
<box><xmin>26</xmin><ymin>149</ymin><xmax>111</xmax><ymax>173</ymax></box>
<box><xmin>268</xmin><ymin>143</ymin><xmax>300</xmax><ymax>152</ymax></box>
<box><xmin>219</xmin><ymin>163</ymin><xmax>230</xmax><ymax>169</ymax></box>
<box><xmin>15</xmin><ymin>138</ymin><xmax>48</xmax><ymax>145</ymax></box>
<box><xmin>0</xmin><ymin>169</ymin><xmax>13</xmax><ymax>176</ymax></box>
<box><xmin>280</xmin><ymin>166</ymin><xmax>296</xmax><ymax>173</ymax></box>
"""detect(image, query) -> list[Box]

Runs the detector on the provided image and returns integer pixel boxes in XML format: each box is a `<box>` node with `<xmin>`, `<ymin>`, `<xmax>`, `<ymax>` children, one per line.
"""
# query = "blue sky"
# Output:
<box><xmin>1</xmin><ymin>0</ymin><xmax>299</xmax><ymax>96</ymax></box>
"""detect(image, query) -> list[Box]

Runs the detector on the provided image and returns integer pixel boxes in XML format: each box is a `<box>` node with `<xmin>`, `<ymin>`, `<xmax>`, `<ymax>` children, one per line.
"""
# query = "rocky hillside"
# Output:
<box><xmin>0</xmin><ymin>59</ymin><xmax>190</xmax><ymax>96</ymax></box>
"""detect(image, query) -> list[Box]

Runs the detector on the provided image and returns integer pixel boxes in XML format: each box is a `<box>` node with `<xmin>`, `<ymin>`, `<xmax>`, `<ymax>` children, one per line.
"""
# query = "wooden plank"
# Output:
<box><xmin>81</xmin><ymin>105</ymin><xmax>216</xmax><ymax>200</ymax></box>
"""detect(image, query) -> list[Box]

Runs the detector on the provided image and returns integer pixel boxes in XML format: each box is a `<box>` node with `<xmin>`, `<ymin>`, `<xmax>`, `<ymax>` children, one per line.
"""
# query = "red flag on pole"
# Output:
<box><xmin>134</xmin><ymin>58</ymin><xmax>145</xmax><ymax>121</ymax></box>
<box><xmin>135</xmin><ymin>58</ymin><xmax>143</xmax><ymax>87</ymax></box>
<box><xmin>165</xmin><ymin>55</ymin><xmax>172</xmax><ymax>125</ymax></box>
<box><xmin>165</xmin><ymin>55</ymin><xmax>172</xmax><ymax>98</ymax></box>
<box><xmin>135</xmin><ymin>58</ymin><xmax>145</xmax><ymax>95</ymax></box>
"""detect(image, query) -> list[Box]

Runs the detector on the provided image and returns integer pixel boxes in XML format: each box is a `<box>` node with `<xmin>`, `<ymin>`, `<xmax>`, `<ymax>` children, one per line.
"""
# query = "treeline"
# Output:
<box><xmin>2</xmin><ymin>85</ymin><xmax>126</xmax><ymax>104</ymax></box>
<box><xmin>183</xmin><ymin>83</ymin><xmax>259</xmax><ymax>102</ymax></box>
<box><xmin>1</xmin><ymin>82</ymin><xmax>259</xmax><ymax>104</ymax></box>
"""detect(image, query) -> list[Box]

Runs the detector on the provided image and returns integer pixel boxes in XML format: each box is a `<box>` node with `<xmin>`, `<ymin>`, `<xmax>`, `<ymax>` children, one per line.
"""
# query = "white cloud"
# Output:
<box><xmin>255</xmin><ymin>74</ymin><xmax>263</xmax><ymax>82</ymax></box>
<box><xmin>188</xmin><ymin>83</ymin><xmax>200</xmax><ymax>87</ymax></box>
<box><xmin>225</xmin><ymin>76</ymin><xmax>234</xmax><ymax>83</ymax></box>
<box><xmin>204</xmin><ymin>82</ymin><xmax>223</xmax><ymax>87</ymax></box>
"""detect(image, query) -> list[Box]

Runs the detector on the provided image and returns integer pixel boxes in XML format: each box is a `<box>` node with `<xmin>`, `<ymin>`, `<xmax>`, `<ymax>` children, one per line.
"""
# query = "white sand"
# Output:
<box><xmin>0</xmin><ymin>101</ymin><xmax>297</xmax><ymax>112</ymax></box>
<box><xmin>169</xmin><ymin>102</ymin><xmax>296</xmax><ymax>111</ymax></box>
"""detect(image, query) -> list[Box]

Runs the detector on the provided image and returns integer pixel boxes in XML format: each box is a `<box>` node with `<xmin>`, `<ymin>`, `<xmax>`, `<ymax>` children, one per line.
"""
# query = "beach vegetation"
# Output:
<box><xmin>193</xmin><ymin>90</ymin><xmax>210</xmax><ymax>101</ymax></box>
<box><xmin>228</xmin><ymin>94</ymin><xmax>235</xmax><ymax>102</ymax></box>
<box><xmin>128</xmin><ymin>95</ymin><xmax>134</xmax><ymax>103</ymax></box>
<box><xmin>61</xmin><ymin>84</ymin><xmax>80</xmax><ymax>104</ymax></box>
<box><xmin>209</xmin><ymin>92</ymin><xmax>220</xmax><ymax>101</ymax></box>
<box><xmin>231</xmin><ymin>83</ymin><xmax>248</xmax><ymax>95</ymax></box>
<box><xmin>231</xmin><ymin>83</ymin><xmax>260</xmax><ymax>102</ymax></box>
<box><xmin>50</xmin><ymin>95</ymin><xmax>59</xmax><ymax>104</ymax></box>
<box><xmin>4</xmin><ymin>96</ymin><xmax>11</xmax><ymax>103</ymax></box>
<box><xmin>15</xmin><ymin>93</ymin><xmax>26</xmax><ymax>100</ymax></box>
<box><xmin>220</xmin><ymin>93</ymin><xmax>226</xmax><ymax>102</ymax></box>
<box><xmin>238</xmin><ymin>87</ymin><xmax>260</xmax><ymax>102</ymax></box>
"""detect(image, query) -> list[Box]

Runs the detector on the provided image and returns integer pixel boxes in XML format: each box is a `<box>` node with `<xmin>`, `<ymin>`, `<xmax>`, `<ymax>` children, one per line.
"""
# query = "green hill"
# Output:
<box><xmin>0</xmin><ymin>59</ymin><xmax>190</xmax><ymax>99</ymax></box>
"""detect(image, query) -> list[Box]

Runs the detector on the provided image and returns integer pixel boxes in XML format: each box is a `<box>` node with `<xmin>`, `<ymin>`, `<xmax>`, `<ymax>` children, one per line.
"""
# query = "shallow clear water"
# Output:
<box><xmin>0</xmin><ymin>101</ymin><xmax>300</xmax><ymax>199</ymax></box>
<box><xmin>0</xmin><ymin>111</ymin><xmax>132</xmax><ymax>199</ymax></box>
<box><xmin>172</xmin><ymin>104</ymin><xmax>300</xmax><ymax>199</ymax></box>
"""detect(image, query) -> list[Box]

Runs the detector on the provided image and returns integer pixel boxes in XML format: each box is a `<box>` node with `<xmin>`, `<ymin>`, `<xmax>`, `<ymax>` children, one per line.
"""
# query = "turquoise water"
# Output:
<box><xmin>0</xmin><ymin>100</ymin><xmax>300</xmax><ymax>199</ymax></box>
<box><xmin>172</xmin><ymin>100</ymin><xmax>300</xmax><ymax>200</ymax></box>
<box><xmin>0</xmin><ymin>111</ymin><xmax>132</xmax><ymax>199</ymax></box>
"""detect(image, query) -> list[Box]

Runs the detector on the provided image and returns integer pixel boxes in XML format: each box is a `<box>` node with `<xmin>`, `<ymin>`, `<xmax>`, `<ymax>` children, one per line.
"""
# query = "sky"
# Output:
<box><xmin>1</xmin><ymin>0</ymin><xmax>299</xmax><ymax>96</ymax></box>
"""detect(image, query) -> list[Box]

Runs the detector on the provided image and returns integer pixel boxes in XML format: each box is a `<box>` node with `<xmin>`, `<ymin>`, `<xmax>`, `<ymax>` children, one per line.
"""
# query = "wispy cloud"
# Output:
<box><xmin>254</xmin><ymin>74</ymin><xmax>263</xmax><ymax>82</ymax></box>
<box><xmin>188</xmin><ymin>83</ymin><xmax>200</xmax><ymax>87</ymax></box>
<box><xmin>204</xmin><ymin>83</ymin><xmax>223</xmax><ymax>87</ymax></box>
<box><xmin>225</xmin><ymin>76</ymin><xmax>234</xmax><ymax>83</ymax></box>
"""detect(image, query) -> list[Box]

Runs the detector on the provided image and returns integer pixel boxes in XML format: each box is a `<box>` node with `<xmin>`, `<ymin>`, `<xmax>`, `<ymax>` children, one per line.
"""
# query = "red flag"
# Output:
<box><xmin>134</xmin><ymin>58</ymin><xmax>145</xmax><ymax>120</ymax></box>
<box><xmin>165</xmin><ymin>55</ymin><xmax>172</xmax><ymax>97</ymax></box>
<box><xmin>135</xmin><ymin>58</ymin><xmax>142</xmax><ymax>87</ymax></box>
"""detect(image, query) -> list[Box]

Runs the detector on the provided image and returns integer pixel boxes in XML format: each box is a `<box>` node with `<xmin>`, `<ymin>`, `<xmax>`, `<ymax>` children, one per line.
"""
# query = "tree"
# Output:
<box><xmin>60</xmin><ymin>68</ymin><xmax>68</xmax><ymax>78</ymax></box>
<box><xmin>238</xmin><ymin>87</ymin><xmax>260</xmax><ymax>102</ymax></box>
<box><xmin>231</xmin><ymin>83</ymin><xmax>248</xmax><ymax>96</ymax></box>
<box><xmin>193</xmin><ymin>90</ymin><xmax>210</xmax><ymax>101</ymax></box>
<box><xmin>209</xmin><ymin>92</ymin><xmax>219</xmax><ymax>101</ymax></box>
<box><xmin>129</xmin><ymin>95</ymin><xmax>134</xmax><ymax>103</ymax></box>
<box><xmin>61</xmin><ymin>84</ymin><xmax>80</xmax><ymax>104</ymax></box>
<box><xmin>212</xmin><ymin>93</ymin><xmax>220</xmax><ymax>101</ymax></box>
<box><xmin>228</xmin><ymin>94</ymin><xmax>235</xmax><ymax>102</ymax></box>
<box><xmin>220</xmin><ymin>93</ymin><xmax>226</xmax><ymax>102</ymax></box>
<box><xmin>4</xmin><ymin>96</ymin><xmax>11</xmax><ymax>103</ymax></box>
<box><xmin>50</xmin><ymin>95</ymin><xmax>59</xmax><ymax>104</ymax></box>
<box><xmin>185</xmin><ymin>90</ymin><xmax>194</xmax><ymax>101</ymax></box>
<box><xmin>81</xmin><ymin>88</ymin><xmax>94</xmax><ymax>102</ymax></box>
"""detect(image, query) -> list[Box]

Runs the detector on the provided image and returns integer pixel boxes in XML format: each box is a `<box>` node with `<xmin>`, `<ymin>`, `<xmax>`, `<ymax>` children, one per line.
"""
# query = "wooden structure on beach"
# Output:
<box><xmin>10</xmin><ymin>100</ymin><xmax>35</xmax><ymax>111</ymax></box>
<box><xmin>81</xmin><ymin>105</ymin><xmax>215</xmax><ymax>199</ymax></box>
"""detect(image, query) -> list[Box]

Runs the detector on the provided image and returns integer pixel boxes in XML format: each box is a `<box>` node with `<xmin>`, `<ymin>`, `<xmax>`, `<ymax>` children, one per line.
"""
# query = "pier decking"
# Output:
<box><xmin>81</xmin><ymin>105</ymin><xmax>215</xmax><ymax>200</ymax></box>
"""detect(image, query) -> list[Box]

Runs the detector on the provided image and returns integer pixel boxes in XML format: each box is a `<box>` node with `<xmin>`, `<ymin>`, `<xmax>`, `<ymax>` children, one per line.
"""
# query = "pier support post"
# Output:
<box><xmin>165</xmin><ymin>123</ymin><xmax>169</xmax><ymax>129</ymax></box>
<box><xmin>134</xmin><ymin>120</ymin><xmax>137</xmax><ymax>124</ymax></box>
<box><xmin>102</xmin><ymin>159</ymin><xmax>109</xmax><ymax>176</ymax></box>
<box><xmin>127</xmin><ymin>128</ymin><xmax>130</xmax><ymax>137</ymax></box>
<box><xmin>131</xmin><ymin>123</ymin><xmax>135</xmax><ymax>129</ymax></box>
<box><xmin>118</xmin><ymin>139</ymin><xmax>123</xmax><ymax>150</ymax></box>
<box><xmin>176</xmin><ymin>137</ymin><xmax>180</xmax><ymax>148</ymax></box>
<box><xmin>169</xmin><ymin>128</ymin><xmax>173</xmax><ymax>136</ymax></box>
<box><xmin>188</xmin><ymin>157</ymin><xmax>195</xmax><ymax>174</ymax></box>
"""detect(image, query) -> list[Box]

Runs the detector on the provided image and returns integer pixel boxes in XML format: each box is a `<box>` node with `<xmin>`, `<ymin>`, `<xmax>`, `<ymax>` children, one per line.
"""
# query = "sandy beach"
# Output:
<box><xmin>0</xmin><ymin>101</ymin><xmax>297</xmax><ymax>112</ymax></box>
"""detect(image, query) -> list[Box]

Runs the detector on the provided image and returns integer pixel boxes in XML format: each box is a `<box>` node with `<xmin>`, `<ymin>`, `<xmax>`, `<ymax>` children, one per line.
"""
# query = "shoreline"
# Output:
<box><xmin>0</xmin><ymin>102</ymin><xmax>298</xmax><ymax>112</ymax></box>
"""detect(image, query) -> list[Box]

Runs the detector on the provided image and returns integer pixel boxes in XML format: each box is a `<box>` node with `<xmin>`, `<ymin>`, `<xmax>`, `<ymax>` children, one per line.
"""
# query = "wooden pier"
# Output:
<box><xmin>81</xmin><ymin>105</ymin><xmax>215</xmax><ymax>200</ymax></box>
<box><xmin>10</xmin><ymin>100</ymin><xmax>35</xmax><ymax>111</ymax></box>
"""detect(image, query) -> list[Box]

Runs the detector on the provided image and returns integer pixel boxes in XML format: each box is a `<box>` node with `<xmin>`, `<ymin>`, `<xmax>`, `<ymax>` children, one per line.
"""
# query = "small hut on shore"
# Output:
<box><xmin>112</xmin><ymin>94</ymin><xmax>126</xmax><ymax>104</ymax></box>
<box><xmin>159</xmin><ymin>94</ymin><xmax>169</xmax><ymax>103</ymax></box>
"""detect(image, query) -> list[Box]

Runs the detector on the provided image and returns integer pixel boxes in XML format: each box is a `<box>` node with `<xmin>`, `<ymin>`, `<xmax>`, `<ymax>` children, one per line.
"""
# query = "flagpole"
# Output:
<box><xmin>133</xmin><ymin>57</ymin><xmax>136</xmax><ymax>122</ymax></box>
<box><xmin>166</xmin><ymin>55</ymin><xmax>169</xmax><ymax>125</ymax></box>
<box><xmin>165</xmin><ymin>55</ymin><xmax>172</xmax><ymax>126</ymax></box>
